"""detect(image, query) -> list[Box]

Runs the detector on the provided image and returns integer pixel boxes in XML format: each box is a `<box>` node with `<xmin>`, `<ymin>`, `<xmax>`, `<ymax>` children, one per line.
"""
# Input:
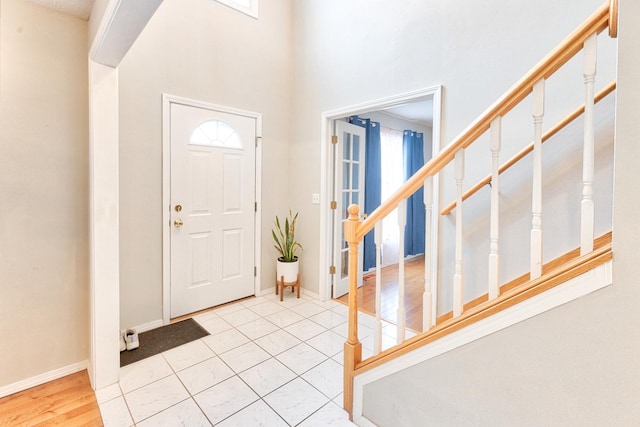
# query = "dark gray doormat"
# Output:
<box><xmin>120</xmin><ymin>318</ymin><xmax>210</xmax><ymax>367</ymax></box>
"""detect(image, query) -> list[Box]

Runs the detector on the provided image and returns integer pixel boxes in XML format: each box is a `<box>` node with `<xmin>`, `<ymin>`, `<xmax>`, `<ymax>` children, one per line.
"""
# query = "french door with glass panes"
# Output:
<box><xmin>332</xmin><ymin>121</ymin><xmax>366</xmax><ymax>298</ymax></box>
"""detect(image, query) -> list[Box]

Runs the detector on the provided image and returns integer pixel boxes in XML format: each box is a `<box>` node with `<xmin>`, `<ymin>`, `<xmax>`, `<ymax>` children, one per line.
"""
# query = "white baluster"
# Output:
<box><xmin>530</xmin><ymin>79</ymin><xmax>545</xmax><ymax>279</ymax></box>
<box><xmin>489</xmin><ymin>117</ymin><xmax>501</xmax><ymax>300</ymax></box>
<box><xmin>581</xmin><ymin>33</ymin><xmax>597</xmax><ymax>255</ymax></box>
<box><xmin>373</xmin><ymin>221</ymin><xmax>383</xmax><ymax>355</ymax></box>
<box><xmin>423</xmin><ymin>176</ymin><xmax>433</xmax><ymax>331</ymax></box>
<box><xmin>397</xmin><ymin>199</ymin><xmax>407</xmax><ymax>343</ymax></box>
<box><xmin>453</xmin><ymin>150</ymin><xmax>464</xmax><ymax>317</ymax></box>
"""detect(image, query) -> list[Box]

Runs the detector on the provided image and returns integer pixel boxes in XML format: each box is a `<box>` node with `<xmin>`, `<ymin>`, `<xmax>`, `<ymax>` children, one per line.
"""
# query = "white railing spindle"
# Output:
<box><xmin>489</xmin><ymin>117</ymin><xmax>501</xmax><ymax>300</ymax></box>
<box><xmin>373</xmin><ymin>221</ymin><xmax>383</xmax><ymax>355</ymax></box>
<box><xmin>453</xmin><ymin>150</ymin><xmax>465</xmax><ymax>317</ymax></box>
<box><xmin>397</xmin><ymin>199</ymin><xmax>407</xmax><ymax>343</ymax></box>
<box><xmin>581</xmin><ymin>33</ymin><xmax>597</xmax><ymax>255</ymax></box>
<box><xmin>530</xmin><ymin>79</ymin><xmax>545</xmax><ymax>279</ymax></box>
<box><xmin>423</xmin><ymin>177</ymin><xmax>433</xmax><ymax>331</ymax></box>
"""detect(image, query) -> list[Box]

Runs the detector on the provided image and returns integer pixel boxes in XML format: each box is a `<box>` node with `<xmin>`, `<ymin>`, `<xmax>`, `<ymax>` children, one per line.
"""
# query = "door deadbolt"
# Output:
<box><xmin>174</xmin><ymin>219</ymin><xmax>184</xmax><ymax>228</ymax></box>
<box><xmin>175</xmin><ymin>204</ymin><xmax>182</xmax><ymax>212</ymax></box>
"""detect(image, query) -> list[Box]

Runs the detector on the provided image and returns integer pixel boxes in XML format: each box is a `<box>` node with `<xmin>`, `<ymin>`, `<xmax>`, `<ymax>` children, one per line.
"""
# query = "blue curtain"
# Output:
<box><xmin>349</xmin><ymin>116</ymin><xmax>381</xmax><ymax>271</ymax></box>
<box><xmin>403</xmin><ymin>130</ymin><xmax>426</xmax><ymax>256</ymax></box>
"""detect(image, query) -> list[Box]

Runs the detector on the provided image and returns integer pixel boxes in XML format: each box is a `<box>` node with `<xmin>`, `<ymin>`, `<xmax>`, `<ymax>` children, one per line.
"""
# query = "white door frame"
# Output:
<box><xmin>89</xmin><ymin>0</ymin><xmax>167</xmax><ymax>391</ymax></box>
<box><xmin>319</xmin><ymin>86</ymin><xmax>443</xmax><ymax>327</ymax></box>
<box><xmin>161</xmin><ymin>94</ymin><xmax>263</xmax><ymax>324</ymax></box>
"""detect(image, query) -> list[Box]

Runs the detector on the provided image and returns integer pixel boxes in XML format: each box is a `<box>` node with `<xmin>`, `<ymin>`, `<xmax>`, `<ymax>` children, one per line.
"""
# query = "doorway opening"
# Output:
<box><xmin>320</xmin><ymin>86</ymin><xmax>442</xmax><ymax>322</ymax></box>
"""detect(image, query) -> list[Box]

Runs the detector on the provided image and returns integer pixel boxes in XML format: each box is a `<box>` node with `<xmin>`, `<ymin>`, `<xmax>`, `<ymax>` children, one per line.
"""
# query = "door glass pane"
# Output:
<box><xmin>343</xmin><ymin>133</ymin><xmax>351</xmax><ymax>160</ymax></box>
<box><xmin>352</xmin><ymin>190</ymin><xmax>360</xmax><ymax>206</ymax></box>
<box><xmin>342</xmin><ymin>192</ymin><xmax>350</xmax><ymax>219</ymax></box>
<box><xmin>353</xmin><ymin>135</ymin><xmax>360</xmax><ymax>161</ymax></box>
<box><xmin>352</xmin><ymin>164</ymin><xmax>359</xmax><ymax>189</ymax></box>
<box><xmin>341</xmin><ymin>251</ymin><xmax>349</xmax><ymax>278</ymax></box>
<box><xmin>343</xmin><ymin>163</ymin><xmax>350</xmax><ymax>189</ymax></box>
<box><xmin>191</xmin><ymin>120</ymin><xmax>242</xmax><ymax>149</ymax></box>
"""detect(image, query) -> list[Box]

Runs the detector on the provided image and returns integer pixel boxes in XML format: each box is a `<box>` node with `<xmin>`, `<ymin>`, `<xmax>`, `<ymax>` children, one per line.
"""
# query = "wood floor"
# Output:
<box><xmin>336</xmin><ymin>255</ymin><xmax>426</xmax><ymax>332</ymax></box>
<box><xmin>335</xmin><ymin>233</ymin><xmax>613</xmax><ymax>334</ymax></box>
<box><xmin>0</xmin><ymin>370</ymin><xmax>103</xmax><ymax>426</ymax></box>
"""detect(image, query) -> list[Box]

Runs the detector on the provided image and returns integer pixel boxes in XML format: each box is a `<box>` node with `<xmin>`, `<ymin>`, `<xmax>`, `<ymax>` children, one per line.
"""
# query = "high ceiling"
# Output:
<box><xmin>23</xmin><ymin>0</ymin><xmax>435</xmax><ymax>128</ymax></box>
<box><xmin>26</xmin><ymin>0</ymin><xmax>95</xmax><ymax>20</ymax></box>
<box><xmin>383</xmin><ymin>99</ymin><xmax>434</xmax><ymax>127</ymax></box>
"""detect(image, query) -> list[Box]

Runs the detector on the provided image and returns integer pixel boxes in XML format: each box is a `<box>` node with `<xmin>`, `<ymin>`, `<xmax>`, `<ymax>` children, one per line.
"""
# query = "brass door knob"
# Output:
<box><xmin>174</xmin><ymin>219</ymin><xmax>184</xmax><ymax>228</ymax></box>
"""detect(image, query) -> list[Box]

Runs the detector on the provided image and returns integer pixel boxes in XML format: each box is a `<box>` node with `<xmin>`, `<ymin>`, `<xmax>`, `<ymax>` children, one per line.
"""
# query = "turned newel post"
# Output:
<box><xmin>343</xmin><ymin>204</ymin><xmax>362</xmax><ymax>417</ymax></box>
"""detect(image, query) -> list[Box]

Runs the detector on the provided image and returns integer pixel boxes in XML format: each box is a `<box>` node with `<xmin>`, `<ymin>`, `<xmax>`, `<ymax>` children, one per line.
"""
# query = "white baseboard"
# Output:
<box><xmin>302</xmin><ymin>288</ymin><xmax>320</xmax><ymax>299</ymax></box>
<box><xmin>352</xmin><ymin>261</ymin><xmax>613</xmax><ymax>421</ymax></box>
<box><xmin>129</xmin><ymin>319</ymin><xmax>164</xmax><ymax>333</ymax></box>
<box><xmin>258</xmin><ymin>287</ymin><xmax>277</xmax><ymax>297</ymax></box>
<box><xmin>0</xmin><ymin>360</ymin><xmax>88</xmax><ymax>399</ymax></box>
<box><xmin>353</xmin><ymin>415</ymin><xmax>378</xmax><ymax>427</ymax></box>
<box><xmin>258</xmin><ymin>287</ymin><xmax>321</xmax><ymax>300</ymax></box>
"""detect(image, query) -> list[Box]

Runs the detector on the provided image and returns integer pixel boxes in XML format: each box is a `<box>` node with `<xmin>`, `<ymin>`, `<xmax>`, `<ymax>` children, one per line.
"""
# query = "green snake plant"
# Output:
<box><xmin>272</xmin><ymin>210</ymin><xmax>302</xmax><ymax>262</ymax></box>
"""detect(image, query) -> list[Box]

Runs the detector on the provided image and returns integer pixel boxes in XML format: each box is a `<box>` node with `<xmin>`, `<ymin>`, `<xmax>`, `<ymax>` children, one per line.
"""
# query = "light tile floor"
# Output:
<box><xmin>97</xmin><ymin>291</ymin><xmax>403</xmax><ymax>426</ymax></box>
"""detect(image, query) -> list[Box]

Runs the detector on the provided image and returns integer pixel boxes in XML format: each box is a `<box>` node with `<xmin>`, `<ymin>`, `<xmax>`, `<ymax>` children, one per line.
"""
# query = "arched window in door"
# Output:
<box><xmin>190</xmin><ymin>120</ymin><xmax>243</xmax><ymax>149</ymax></box>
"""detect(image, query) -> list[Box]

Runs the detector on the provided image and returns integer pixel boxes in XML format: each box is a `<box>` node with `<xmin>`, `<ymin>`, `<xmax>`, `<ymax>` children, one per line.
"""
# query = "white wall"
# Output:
<box><xmin>363</xmin><ymin>111</ymin><xmax>431</xmax><ymax>140</ymax></box>
<box><xmin>0</xmin><ymin>0</ymin><xmax>89</xmax><ymax>387</ymax></box>
<box><xmin>360</xmin><ymin>0</ymin><xmax>640</xmax><ymax>424</ymax></box>
<box><xmin>88</xmin><ymin>0</ymin><xmax>110</xmax><ymax>47</ymax></box>
<box><xmin>290</xmin><ymin>0</ymin><xmax>615</xmax><ymax>300</ymax></box>
<box><xmin>118</xmin><ymin>0</ymin><xmax>292</xmax><ymax>328</ymax></box>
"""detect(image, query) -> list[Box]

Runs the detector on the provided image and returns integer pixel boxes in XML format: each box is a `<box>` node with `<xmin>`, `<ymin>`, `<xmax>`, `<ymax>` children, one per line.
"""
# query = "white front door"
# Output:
<box><xmin>333</xmin><ymin>121</ymin><xmax>366</xmax><ymax>298</ymax></box>
<box><xmin>169</xmin><ymin>102</ymin><xmax>256</xmax><ymax>318</ymax></box>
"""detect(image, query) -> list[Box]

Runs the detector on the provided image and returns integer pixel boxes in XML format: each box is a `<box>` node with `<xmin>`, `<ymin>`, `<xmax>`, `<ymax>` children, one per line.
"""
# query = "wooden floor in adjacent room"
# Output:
<box><xmin>0</xmin><ymin>370</ymin><xmax>103</xmax><ymax>426</ymax></box>
<box><xmin>336</xmin><ymin>255</ymin><xmax>426</xmax><ymax>332</ymax></box>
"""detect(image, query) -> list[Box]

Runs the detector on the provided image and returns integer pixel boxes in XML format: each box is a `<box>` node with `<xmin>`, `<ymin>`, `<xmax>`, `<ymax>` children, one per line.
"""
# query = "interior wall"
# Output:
<box><xmin>0</xmin><ymin>0</ymin><xmax>89</xmax><ymax>387</ymax></box>
<box><xmin>290</xmin><ymin>0</ymin><xmax>613</xmax><ymax>296</ymax></box>
<box><xmin>118</xmin><ymin>0</ymin><xmax>292</xmax><ymax>329</ymax></box>
<box><xmin>362</xmin><ymin>112</ymin><xmax>430</xmax><ymax>135</ymax></box>
<box><xmin>359</xmin><ymin>1</ymin><xmax>640</xmax><ymax>425</ymax></box>
<box><xmin>88</xmin><ymin>0</ymin><xmax>109</xmax><ymax>47</ymax></box>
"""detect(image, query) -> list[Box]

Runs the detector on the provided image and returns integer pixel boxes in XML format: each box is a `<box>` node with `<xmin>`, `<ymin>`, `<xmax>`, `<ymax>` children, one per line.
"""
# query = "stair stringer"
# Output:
<box><xmin>351</xmin><ymin>260</ymin><xmax>612</xmax><ymax>426</ymax></box>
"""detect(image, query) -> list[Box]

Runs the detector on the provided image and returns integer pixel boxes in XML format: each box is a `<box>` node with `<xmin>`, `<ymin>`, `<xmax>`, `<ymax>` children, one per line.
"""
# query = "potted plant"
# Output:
<box><xmin>272</xmin><ymin>210</ymin><xmax>302</xmax><ymax>298</ymax></box>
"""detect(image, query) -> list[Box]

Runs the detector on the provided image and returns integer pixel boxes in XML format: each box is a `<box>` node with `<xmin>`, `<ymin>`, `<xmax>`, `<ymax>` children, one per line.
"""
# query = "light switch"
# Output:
<box><xmin>312</xmin><ymin>193</ymin><xmax>320</xmax><ymax>204</ymax></box>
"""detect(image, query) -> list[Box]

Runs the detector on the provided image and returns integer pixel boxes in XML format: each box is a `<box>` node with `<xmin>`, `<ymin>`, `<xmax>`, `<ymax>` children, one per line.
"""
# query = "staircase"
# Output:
<box><xmin>341</xmin><ymin>1</ymin><xmax>619</xmax><ymax>423</ymax></box>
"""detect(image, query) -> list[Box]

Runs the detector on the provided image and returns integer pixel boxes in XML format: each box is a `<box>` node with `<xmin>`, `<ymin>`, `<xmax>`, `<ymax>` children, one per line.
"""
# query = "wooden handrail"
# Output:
<box><xmin>353</xmin><ymin>242</ymin><xmax>612</xmax><ymax>377</ymax></box>
<box><xmin>440</xmin><ymin>80</ymin><xmax>617</xmax><ymax>216</ymax></box>
<box><xmin>343</xmin><ymin>1</ymin><xmax>616</xmax><ymax>417</ymax></box>
<box><xmin>353</xmin><ymin>1</ymin><xmax>610</xmax><ymax>242</ymax></box>
<box><xmin>609</xmin><ymin>0</ymin><xmax>619</xmax><ymax>37</ymax></box>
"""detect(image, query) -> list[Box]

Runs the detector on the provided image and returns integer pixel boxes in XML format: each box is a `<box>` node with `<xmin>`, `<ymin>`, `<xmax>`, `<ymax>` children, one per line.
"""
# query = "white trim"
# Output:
<box><xmin>351</xmin><ymin>260</ymin><xmax>613</xmax><ymax>421</ymax></box>
<box><xmin>129</xmin><ymin>319</ymin><xmax>164</xmax><ymax>334</ymax></box>
<box><xmin>429</xmin><ymin>88</ymin><xmax>443</xmax><ymax>327</ymax></box>
<box><xmin>256</xmin><ymin>287</ymin><xmax>320</xmax><ymax>300</ymax></box>
<box><xmin>302</xmin><ymin>288</ymin><xmax>321</xmax><ymax>300</ymax></box>
<box><xmin>89</xmin><ymin>0</ymin><xmax>122</xmax><ymax>61</ymax></box>
<box><xmin>89</xmin><ymin>0</ymin><xmax>161</xmax><ymax>393</ymax></box>
<box><xmin>89</xmin><ymin>0</ymin><xmax>164</xmax><ymax>67</ymax></box>
<box><xmin>88</xmin><ymin>60</ymin><xmax>121</xmax><ymax>391</ymax></box>
<box><xmin>161</xmin><ymin>94</ymin><xmax>263</xmax><ymax>324</ymax></box>
<box><xmin>319</xmin><ymin>86</ymin><xmax>443</xmax><ymax>302</ymax></box>
<box><xmin>0</xmin><ymin>361</ymin><xmax>88</xmax><ymax>399</ymax></box>
<box><xmin>215</xmin><ymin>0</ymin><xmax>259</xmax><ymax>19</ymax></box>
<box><xmin>258</xmin><ymin>287</ymin><xmax>277</xmax><ymax>297</ymax></box>
<box><xmin>353</xmin><ymin>415</ymin><xmax>378</xmax><ymax>427</ymax></box>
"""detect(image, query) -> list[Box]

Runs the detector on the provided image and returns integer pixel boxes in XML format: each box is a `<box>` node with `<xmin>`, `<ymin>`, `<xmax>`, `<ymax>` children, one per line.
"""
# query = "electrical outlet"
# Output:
<box><xmin>312</xmin><ymin>193</ymin><xmax>320</xmax><ymax>204</ymax></box>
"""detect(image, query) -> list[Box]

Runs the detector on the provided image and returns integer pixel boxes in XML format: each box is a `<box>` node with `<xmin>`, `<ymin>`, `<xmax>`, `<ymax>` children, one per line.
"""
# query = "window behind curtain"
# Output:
<box><xmin>380</xmin><ymin>126</ymin><xmax>404</xmax><ymax>267</ymax></box>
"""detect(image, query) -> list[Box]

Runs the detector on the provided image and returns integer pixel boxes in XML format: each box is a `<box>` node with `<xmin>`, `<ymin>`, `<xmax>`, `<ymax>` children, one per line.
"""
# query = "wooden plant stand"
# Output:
<box><xmin>276</xmin><ymin>273</ymin><xmax>300</xmax><ymax>301</ymax></box>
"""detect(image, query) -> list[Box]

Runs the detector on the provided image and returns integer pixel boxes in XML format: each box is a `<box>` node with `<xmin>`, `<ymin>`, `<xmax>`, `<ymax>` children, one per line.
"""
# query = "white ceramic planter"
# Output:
<box><xmin>276</xmin><ymin>257</ymin><xmax>299</xmax><ymax>283</ymax></box>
